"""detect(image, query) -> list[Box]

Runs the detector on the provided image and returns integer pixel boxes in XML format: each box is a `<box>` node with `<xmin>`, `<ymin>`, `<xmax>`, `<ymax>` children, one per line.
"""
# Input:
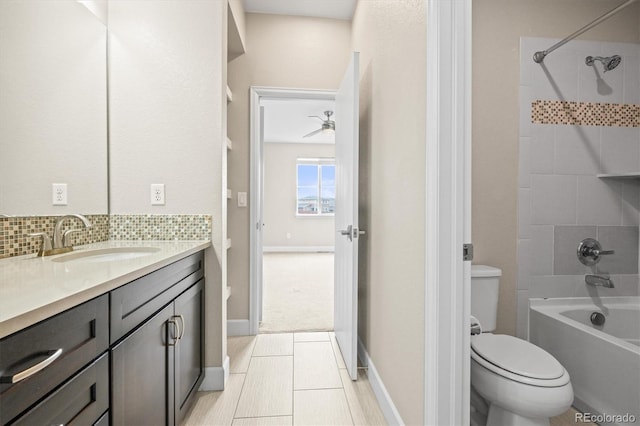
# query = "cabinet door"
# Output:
<box><xmin>111</xmin><ymin>303</ymin><xmax>175</xmax><ymax>426</ymax></box>
<box><xmin>174</xmin><ymin>279</ymin><xmax>204</xmax><ymax>424</ymax></box>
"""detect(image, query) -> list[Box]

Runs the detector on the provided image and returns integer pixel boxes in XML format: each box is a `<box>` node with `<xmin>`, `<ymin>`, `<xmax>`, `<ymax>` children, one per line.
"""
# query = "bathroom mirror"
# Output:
<box><xmin>0</xmin><ymin>0</ymin><xmax>108</xmax><ymax>216</ymax></box>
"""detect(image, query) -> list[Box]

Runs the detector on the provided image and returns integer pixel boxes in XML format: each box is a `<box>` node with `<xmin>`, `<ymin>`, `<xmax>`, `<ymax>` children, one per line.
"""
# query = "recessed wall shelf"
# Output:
<box><xmin>226</xmin><ymin>85</ymin><xmax>233</xmax><ymax>103</ymax></box>
<box><xmin>226</xmin><ymin>137</ymin><xmax>233</xmax><ymax>150</ymax></box>
<box><xmin>597</xmin><ymin>173</ymin><xmax>640</xmax><ymax>179</ymax></box>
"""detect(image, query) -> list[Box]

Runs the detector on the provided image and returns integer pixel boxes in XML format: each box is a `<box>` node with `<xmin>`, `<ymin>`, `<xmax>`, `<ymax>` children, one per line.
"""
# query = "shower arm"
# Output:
<box><xmin>533</xmin><ymin>0</ymin><xmax>638</xmax><ymax>63</ymax></box>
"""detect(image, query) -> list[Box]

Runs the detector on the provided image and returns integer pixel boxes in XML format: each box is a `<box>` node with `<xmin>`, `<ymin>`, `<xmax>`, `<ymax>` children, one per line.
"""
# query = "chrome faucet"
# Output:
<box><xmin>53</xmin><ymin>214</ymin><xmax>92</xmax><ymax>249</ymax></box>
<box><xmin>28</xmin><ymin>214</ymin><xmax>92</xmax><ymax>257</ymax></box>
<box><xmin>585</xmin><ymin>274</ymin><xmax>615</xmax><ymax>288</ymax></box>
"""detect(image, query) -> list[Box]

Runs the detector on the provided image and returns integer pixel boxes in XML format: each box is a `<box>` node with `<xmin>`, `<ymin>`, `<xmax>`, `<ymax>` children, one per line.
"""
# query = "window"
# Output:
<box><xmin>296</xmin><ymin>159</ymin><xmax>335</xmax><ymax>216</ymax></box>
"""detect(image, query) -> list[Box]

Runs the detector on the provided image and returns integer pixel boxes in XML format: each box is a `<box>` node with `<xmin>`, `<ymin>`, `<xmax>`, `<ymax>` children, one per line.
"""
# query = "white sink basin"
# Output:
<box><xmin>51</xmin><ymin>247</ymin><xmax>161</xmax><ymax>263</ymax></box>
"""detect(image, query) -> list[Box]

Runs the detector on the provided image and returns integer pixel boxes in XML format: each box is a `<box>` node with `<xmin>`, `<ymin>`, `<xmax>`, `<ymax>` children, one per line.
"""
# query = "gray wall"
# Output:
<box><xmin>263</xmin><ymin>142</ymin><xmax>335</xmax><ymax>249</ymax></box>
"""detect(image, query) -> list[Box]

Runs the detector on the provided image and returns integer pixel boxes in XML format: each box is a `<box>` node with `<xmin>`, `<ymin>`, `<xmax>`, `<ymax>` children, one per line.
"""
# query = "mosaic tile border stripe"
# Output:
<box><xmin>1</xmin><ymin>214</ymin><xmax>109</xmax><ymax>258</ymax></box>
<box><xmin>531</xmin><ymin>100</ymin><xmax>640</xmax><ymax>127</ymax></box>
<box><xmin>109</xmin><ymin>214</ymin><xmax>212</xmax><ymax>241</ymax></box>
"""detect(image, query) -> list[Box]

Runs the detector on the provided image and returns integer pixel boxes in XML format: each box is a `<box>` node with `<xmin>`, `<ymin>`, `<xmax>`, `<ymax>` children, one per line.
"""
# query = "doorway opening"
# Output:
<box><xmin>250</xmin><ymin>89</ymin><xmax>338</xmax><ymax>335</ymax></box>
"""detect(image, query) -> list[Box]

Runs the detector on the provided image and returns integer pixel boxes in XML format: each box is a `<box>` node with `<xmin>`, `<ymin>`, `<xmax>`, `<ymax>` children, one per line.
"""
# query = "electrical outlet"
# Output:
<box><xmin>150</xmin><ymin>184</ymin><xmax>165</xmax><ymax>205</ymax></box>
<box><xmin>52</xmin><ymin>183</ymin><xmax>68</xmax><ymax>205</ymax></box>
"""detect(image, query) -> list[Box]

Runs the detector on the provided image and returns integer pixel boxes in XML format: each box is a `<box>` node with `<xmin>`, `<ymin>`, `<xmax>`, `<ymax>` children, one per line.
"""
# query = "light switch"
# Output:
<box><xmin>238</xmin><ymin>192</ymin><xmax>247</xmax><ymax>207</ymax></box>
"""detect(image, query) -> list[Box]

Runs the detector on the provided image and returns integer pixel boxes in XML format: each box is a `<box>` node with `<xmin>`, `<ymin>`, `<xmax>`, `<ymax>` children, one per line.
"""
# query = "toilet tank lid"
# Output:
<box><xmin>471</xmin><ymin>265</ymin><xmax>502</xmax><ymax>278</ymax></box>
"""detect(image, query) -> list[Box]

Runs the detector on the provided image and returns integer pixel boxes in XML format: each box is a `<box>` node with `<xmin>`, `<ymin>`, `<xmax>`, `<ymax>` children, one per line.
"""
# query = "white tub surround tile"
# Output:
<box><xmin>520</xmin><ymin>85</ymin><xmax>534</xmax><ymax>137</ymax></box>
<box><xmin>622</xmin><ymin>54</ymin><xmax>640</xmax><ymax>104</ymax></box>
<box><xmin>518</xmin><ymin>189</ymin><xmax>532</xmax><ymax>239</ymax></box>
<box><xmin>576</xmin><ymin>176</ymin><xmax>622</xmax><ymax>226</ymax></box>
<box><xmin>517</xmin><ymin>239</ymin><xmax>532</xmax><ymax>290</ymax></box>
<box><xmin>596</xmin><ymin>226</ymin><xmax>639</xmax><ymax>275</ymax></box>
<box><xmin>516</xmin><ymin>290</ymin><xmax>530</xmax><ymax>340</ymax></box>
<box><xmin>554</xmin><ymin>125</ymin><xmax>600</xmax><ymax>176</ymax></box>
<box><xmin>519</xmin><ymin>137</ymin><xmax>532</xmax><ymax>188</ymax></box>
<box><xmin>553</xmin><ymin>226</ymin><xmax>597</xmax><ymax>276</ymax></box>
<box><xmin>601</xmin><ymin>127</ymin><xmax>640</xmax><ymax>174</ymax></box>
<box><xmin>530</xmin><ymin>125</ymin><xmax>555</xmax><ymax>174</ymax></box>
<box><xmin>531</xmin><ymin>225</ymin><xmax>554</xmax><ymax>276</ymax></box>
<box><xmin>622</xmin><ymin>181</ymin><xmax>640</xmax><ymax>226</ymax></box>
<box><xmin>531</xmin><ymin>175</ymin><xmax>577</xmax><ymax>225</ymax></box>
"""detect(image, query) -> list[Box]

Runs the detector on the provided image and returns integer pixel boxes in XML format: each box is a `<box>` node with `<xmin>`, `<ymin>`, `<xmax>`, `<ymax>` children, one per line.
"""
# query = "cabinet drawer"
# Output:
<box><xmin>0</xmin><ymin>294</ymin><xmax>108</xmax><ymax>425</ymax></box>
<box><xmin>12</xmin><ymin>352</ymin><xmax>109</xmax><ymax>426</ymax></box>
<box><xmin>110</xmin><ymin>251</ymin><xmax>204</xmax><ymax>343</ymax></box>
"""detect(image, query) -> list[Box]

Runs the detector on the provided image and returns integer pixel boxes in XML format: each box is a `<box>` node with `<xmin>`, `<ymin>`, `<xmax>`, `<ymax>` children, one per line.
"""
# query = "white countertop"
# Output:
<box><xmin>0</xmin><ymin>240</ymin><xmax>211</xmax><ymax>339</ymax></box>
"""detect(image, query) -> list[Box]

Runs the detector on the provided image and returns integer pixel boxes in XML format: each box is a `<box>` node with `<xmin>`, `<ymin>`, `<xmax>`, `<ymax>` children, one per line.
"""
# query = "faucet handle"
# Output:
<box><xmin>27</xmin><ymin>232</ymin><xmax>53</xmax><ymax>256</ymax></box>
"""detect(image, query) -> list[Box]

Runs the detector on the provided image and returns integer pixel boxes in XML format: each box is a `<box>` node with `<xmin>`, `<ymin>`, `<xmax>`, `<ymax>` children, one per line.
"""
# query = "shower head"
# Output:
<box><xmin>585</xmin><ymin>55</ymin><xmax>622</xmax><ymax>72</ymax></box>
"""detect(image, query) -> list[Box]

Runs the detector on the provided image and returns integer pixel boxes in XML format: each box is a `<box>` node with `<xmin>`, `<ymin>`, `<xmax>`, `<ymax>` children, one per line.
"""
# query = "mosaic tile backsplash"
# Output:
<box><xmin>1</xmin><ymin>214</ymin><xmax>212</xmax><ymax>258</ymax></box>
<box><xmin>531</xmin><ymin>100</ymin><xmax>640</xmax><ymax>127</ymax></box>
<box><xmin>109</xmin><ymin>215</ymin><xmax>212</xmax><ymax>241</ymax></box>
<box><xmin>1</xmin><ymin>215</ymin><xmax>109</xmax><ymax>258</ymax></box>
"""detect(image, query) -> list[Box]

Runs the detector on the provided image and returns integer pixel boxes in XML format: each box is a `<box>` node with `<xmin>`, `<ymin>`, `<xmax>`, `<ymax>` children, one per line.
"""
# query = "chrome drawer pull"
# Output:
<box><xmin>178</xmin><ymin>315</ymin><xmax>185</xmax><ymax>340</ymax></box>
<box><xmin>3</xmin><ymin>349</ymin><xmax>63</xmax><ymax>384</ymax></box>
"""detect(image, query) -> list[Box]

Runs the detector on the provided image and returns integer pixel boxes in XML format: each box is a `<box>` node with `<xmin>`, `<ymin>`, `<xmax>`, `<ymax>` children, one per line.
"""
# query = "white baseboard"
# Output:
<box><xmin>358</xmin><ymin>338</ymin><xmax>405</xmax><ymax>426</ymax></box>
<box><xmin>227</xmin><ymin>319</ymin><xmax>251</xmax><ymax>336</ymax></box>
<box><xmin>263</xmin><ymin>246</ymin><xmax>335</xmax><ymax>253</ymax></box>
<box><xmin>200</xmin><ymin>355</ymin><xmax>229</xmax><ymax>391</ymax></box>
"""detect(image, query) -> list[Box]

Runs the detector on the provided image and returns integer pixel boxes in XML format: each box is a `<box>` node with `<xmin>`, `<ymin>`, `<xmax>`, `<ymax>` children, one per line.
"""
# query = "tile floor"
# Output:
<box><xmin>182</xmin><ymin>332</ymin><xmax>387</xmax><ymax>426</ymax></box>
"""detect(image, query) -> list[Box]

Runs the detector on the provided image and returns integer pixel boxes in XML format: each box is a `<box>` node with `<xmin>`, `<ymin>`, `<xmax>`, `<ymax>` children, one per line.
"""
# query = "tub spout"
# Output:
<box><xmin>585</xmin><ymin>274</ymin><xmax>614</xmax><ymax>288</ymax></box>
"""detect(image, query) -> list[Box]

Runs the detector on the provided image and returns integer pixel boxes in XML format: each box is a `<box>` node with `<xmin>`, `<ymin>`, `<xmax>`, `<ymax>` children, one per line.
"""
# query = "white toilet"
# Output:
<box><xmin>470</xmin><ymin>265</ymin><xmax>573</xmax><ymax>426</ymax></box>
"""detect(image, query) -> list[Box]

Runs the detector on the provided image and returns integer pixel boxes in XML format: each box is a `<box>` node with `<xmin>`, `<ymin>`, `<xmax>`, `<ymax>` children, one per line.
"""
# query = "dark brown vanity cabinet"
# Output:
<box><xmin>0</xmin><ymin>294</ymin><xmax>109</xmax><ymax>425</ymax></box>
<box><xmin>110</xmin><ymin>252</ymin><xmax>205</xmax><ymax>426</ymax></box>
<box><xmin>0</xmin><ymin>250</ymin><xmax>205</xmax><ymax>426</ymax></box>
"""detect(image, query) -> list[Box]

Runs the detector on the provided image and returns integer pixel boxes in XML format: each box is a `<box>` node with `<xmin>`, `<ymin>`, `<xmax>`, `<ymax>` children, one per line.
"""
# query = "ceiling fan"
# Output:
<box><xmin>303</xmin><ymin>110</ymin><xmax>335</xmax><ymax>138</ymax></box>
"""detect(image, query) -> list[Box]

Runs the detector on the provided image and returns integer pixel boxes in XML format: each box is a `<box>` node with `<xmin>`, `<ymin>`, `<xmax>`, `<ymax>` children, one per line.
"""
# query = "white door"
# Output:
<box><xmin>334</xmin><ymin>52</ymin><xmax>360</xmax><ymax>381</ymax></box>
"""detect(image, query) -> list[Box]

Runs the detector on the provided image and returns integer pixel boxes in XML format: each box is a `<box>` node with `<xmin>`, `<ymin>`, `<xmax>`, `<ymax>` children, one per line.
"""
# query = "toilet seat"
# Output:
<box><xmin>471</xmin><ymin>334</ymin><xmax>570</xmax><ymax>387</ymax></box>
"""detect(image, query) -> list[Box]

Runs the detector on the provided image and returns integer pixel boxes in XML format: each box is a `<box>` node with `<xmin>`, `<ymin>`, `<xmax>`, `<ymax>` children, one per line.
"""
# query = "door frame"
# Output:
<box><xmin>424</xmin><ymin>0</ymin><xmax>472</xmax><ymax>425</ymax></box>
<box><xmin>249</xmin><ymin>86</ymin><xmax>337</xmax><ymax>336</ymax></box>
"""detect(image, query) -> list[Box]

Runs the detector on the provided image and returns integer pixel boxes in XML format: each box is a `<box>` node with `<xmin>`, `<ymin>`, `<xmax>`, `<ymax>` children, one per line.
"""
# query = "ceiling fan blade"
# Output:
<box><xmin>303</xmin><ymin>128</ymin><xmax>323</xmax><ymax>138</ymax></box>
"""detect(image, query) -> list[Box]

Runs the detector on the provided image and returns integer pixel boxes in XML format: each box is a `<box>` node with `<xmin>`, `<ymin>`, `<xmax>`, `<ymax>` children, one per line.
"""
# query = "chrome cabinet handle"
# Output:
<box><xmin>177</xmin><ymin>315</ymin><xmax>185</xmax><ymax>340</ymax></box>
<box><xmin>167</xmin><ymin>317</ymin><xmax>180</xmax><ymax>346</ymax></box>
<box><xmin>1</xmin><ymin>349</ymin><xmax>62</xmax><ymax>384</ymax></box>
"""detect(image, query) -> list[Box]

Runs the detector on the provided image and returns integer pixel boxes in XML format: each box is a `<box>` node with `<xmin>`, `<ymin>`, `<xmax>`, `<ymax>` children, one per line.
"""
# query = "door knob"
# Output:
<box><xmin>340</xmin><ymin>225</ymin><xmax>353</xmax><ymax>241</ymax></box>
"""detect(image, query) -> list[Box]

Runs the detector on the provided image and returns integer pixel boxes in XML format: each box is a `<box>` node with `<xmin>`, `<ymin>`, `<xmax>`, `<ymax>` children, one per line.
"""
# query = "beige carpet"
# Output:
<box><xmin>260</xmin><ymin>252</ymin><xmax>334</xmax><ymax>333</ymax></box>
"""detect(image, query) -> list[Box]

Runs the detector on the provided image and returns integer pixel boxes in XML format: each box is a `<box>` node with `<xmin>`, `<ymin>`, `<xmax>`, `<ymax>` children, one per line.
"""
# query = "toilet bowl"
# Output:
<box><xmin>470</xmin><ymin>266</ymin><xmax>574</xmax><ymax>426</ymax></box>
<box><xmin>470</xmin><ymin>333</ymin><xmax>573</xmax><ymax>426</ymax></box>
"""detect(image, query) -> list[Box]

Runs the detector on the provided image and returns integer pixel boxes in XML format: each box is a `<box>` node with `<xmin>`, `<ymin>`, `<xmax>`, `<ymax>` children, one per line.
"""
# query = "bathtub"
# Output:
<box><xmin>529</xmin><ymin>297</ymin><xmax>640</xmax><ymax>426</ymax></box>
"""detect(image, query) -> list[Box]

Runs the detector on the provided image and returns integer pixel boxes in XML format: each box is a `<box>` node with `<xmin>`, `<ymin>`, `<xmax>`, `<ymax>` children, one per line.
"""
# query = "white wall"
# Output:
<box><xmin>263</xmin><ymin>142</ymin><xmax>335</xmax><ymax>249</ymax></box>
<box><xmin>108</xmin><ymin>0</ymin><xmax>227</xmax><ymax>368</ymax></box>
<box><xmin>351</xmin><ymin>1</ymin><xmax>426</xmax><ymax>424</ymax></box>
<box><xmin>0</xmin><ymin>1</ymin><xmax>107</xmax><ymax>215</ymax></box>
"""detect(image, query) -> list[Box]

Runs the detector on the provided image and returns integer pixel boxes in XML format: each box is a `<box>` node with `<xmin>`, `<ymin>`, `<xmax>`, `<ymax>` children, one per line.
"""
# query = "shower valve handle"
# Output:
<box><xmin>577</xmin><ymin>238</ymin><xmax>614</xmax><ymax>266</ymax></box>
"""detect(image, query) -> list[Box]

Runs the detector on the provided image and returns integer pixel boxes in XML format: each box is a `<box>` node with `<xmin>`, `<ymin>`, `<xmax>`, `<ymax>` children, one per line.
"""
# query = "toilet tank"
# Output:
<box><xmin>471</xmin><ymin>265</ymin><xmax>502</xmax><ymax>333</ymax></box>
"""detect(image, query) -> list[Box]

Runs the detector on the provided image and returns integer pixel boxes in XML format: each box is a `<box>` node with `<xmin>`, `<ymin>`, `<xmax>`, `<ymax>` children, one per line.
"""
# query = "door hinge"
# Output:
<box><xmin>463</xmin><ymin>243</ymin><xmax>474</xmax><ymax>261</ymax></box>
